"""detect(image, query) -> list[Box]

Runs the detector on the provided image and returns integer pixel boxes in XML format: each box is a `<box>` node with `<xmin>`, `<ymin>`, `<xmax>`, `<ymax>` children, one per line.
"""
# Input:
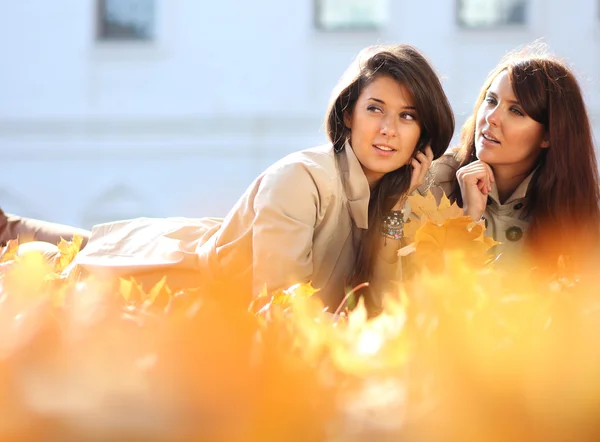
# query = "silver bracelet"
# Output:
<box><xmin>381</xmin><ymin>210</ymin><xmax>404</xmax><ymax>241</ymax></box>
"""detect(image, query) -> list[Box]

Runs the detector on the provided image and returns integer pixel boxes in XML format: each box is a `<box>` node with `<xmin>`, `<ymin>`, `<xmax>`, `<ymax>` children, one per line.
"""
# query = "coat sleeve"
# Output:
<box><xmin>0</xmin><ymin>211</ymin><xmax>91</xmax><ymax>248</ymax></box>
<box><xmin>430</xmin><ymin>160</ymin><xmax>458</xmax><ymax>203</ymax></box>
<box><xmin>251</xmin><ymin>161</ymin><xmax>332</xmax><ymax>295</ymax></box>
<box><xmin>416</xmin><ymin>152</ymin><xmax>460</xmax><ymax>204</ymax></box>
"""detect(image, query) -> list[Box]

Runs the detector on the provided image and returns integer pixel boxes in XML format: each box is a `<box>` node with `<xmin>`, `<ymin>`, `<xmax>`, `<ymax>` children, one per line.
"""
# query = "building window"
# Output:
<box><xmin>315</xmin><ymin>0</ymin><xmax>387</xmax><ymax>30</ymax></box>
<box><xmin>457</xmin><ymin>0</ymin><xmax>527</xmax><ymax>28</ymax></box>
<box><xmin>97</xmin><ymin>0</ymin><xmax>156</xmax><ymax>41</ymax></box>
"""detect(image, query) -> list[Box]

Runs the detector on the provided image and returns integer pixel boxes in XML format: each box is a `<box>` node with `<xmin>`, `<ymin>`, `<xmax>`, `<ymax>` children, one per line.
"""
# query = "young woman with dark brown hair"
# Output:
<box><xmin>73</xmin><ymin>44</ymin><xmax>454</xmax><ymax>314</ymax></box>
<box><xmin>431</xmin><ymin>45</ymin><xmax>600</xmax><ymax>269</ymax></box>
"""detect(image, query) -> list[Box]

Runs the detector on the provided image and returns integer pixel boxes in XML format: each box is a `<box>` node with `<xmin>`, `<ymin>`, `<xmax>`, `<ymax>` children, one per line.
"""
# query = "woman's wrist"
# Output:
<box><xmin>391</xmin><ymin>195</ymin><xmax>408</xmax><ymax>212</ymax></box>
<box><xmin>379</xmin><ymin>208</ymin><xmax>405</xmax><ymax>261</ymax></box>
<box><xmin>381</xmin><ymin>210</ymin><xmax>404</xmax><ymax>240</ymax></box>
<box><xmin>378</xmin><ymin>231</ymin><xmax>402</xmax><ymax>263</ymax></box>
<box><xmin>463</xmin><ymin>206</ymin><xmax>484</xmax><ymax>221</ymax></box>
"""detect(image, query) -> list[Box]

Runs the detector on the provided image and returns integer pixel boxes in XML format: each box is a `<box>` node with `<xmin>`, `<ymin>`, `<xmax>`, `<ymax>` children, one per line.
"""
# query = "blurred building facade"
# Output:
<box><xmin>0</xmin><ymin>0</ymin><xmax>599</xmax><ymax>228</ymax></box>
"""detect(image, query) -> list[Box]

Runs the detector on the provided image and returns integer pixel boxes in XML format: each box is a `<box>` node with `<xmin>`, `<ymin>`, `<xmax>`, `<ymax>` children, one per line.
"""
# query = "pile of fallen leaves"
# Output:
<box><xmin>1</xmin><ymin>194</ymin><xmax>600</xmax><ymax>442</ymax></box>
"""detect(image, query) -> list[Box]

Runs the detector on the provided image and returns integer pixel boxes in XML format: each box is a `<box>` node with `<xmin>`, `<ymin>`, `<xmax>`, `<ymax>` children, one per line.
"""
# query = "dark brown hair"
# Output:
<box><xmin>450</xmin><ymin>46</ymin><xmax>600</xmax><ymax>267</ymax></box>
<box><xmin>325</xmin><ymin>44</ymin><xmax>455</xmax><ymax>311</ymax></box>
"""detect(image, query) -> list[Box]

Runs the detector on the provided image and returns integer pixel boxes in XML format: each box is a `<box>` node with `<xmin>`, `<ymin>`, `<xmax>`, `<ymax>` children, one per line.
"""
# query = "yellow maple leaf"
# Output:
<box><xmin>404</xmin><ymin>192</ymin><xmax>463</xmax><ymax>242</ymax></box>
<box><xmin>407</xmin><ymin>190</ymin><xmax>439</xmax><ymax>218</ymax></box>
<box><xmin>271</xmin><ymin>282</ymin><xmax>320</xmax><ymax>306</ymax></box>
<box><xmin>403</xmin><ymin>216</ymin><xmax>426</xmax><ymax>242</ymax></box>
<box><xmin>436</xmin><ymin>193</ymin><xmax>465</xmax><ymax>222</ymax></box>
<box><xmin>119</xmin><ymin>277</ymin><xmax>145</xmax><ymax>304</ymax></box>
<box><xmin>412</xmin><ymin>217</ymin><xmax>500</xmax><ymax>272</ymax></box>
<box><xmin>3</xmin><ymin>251</ymin><xmax>53</xmax><ymax>309</ymax></box>
<box><xmin>147</xmin><ymin>275</ymin><xmax>170</xmax><ymax>303</ymax></box>
<box><xmin>326</xmin><ymin>298</ymin><xmax>410</xmax><ymax>376</ymax></box>
<box><xmin>53</xmin><ymin>234</ymin><xmax>84</xmax><ymax>273</ymax></box>
<box><xmin>0</xmin><ymin>239</ymin><xmax>19</xmax><ymax>263</ymax></box>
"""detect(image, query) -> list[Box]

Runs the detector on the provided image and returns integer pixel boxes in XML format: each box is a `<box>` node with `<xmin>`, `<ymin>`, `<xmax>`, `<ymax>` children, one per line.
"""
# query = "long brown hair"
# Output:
<box><xmin>325</xmin><ymin>45</ymin><xmax>455</xmax><ymax>309</ymax></box>
<box><xmin>450</xmin><ymin>46</ymin><xmax>600</xmax><ymax>267</ymax></box>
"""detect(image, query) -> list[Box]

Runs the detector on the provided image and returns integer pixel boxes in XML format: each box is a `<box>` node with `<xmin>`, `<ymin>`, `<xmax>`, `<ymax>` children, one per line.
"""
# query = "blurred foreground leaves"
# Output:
<box><xmin>0</xmin><ymin>200</ymin><xmax>599</xmax><ymax>441</ymax></box>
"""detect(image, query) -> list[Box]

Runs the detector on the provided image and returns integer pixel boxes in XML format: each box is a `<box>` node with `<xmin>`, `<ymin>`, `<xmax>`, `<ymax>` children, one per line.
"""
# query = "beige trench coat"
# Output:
<box><xmin>0</xmin><ymin>209</ymin><xmax>90</xmax><ymax>248</ymax></box>
<box><xmin>74</xmin><ymin>142</ymin><xmax>402</xmax><ymax>310</ymax></box>
<box><xmin>428</xmin><ymin>150</ymin><xmax>535</xmax><ymax>254</ymax></box>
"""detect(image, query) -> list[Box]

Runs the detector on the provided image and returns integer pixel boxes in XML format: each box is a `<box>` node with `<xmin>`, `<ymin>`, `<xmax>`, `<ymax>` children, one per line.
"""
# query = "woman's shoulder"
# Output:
<box><xmin>263</xmin><ymin>144</ymin><xmax>337</xmax><ymax>184</ymax></box>
<box><xmin>253</xmin><ymin>144</ymin><xmax>338</xmax><ymax>200</ymax></box>
<box><xmin>274</xmin><ymin>144</ymin><xmax>336</xmax><ymax>169</ymax></box>
<box><xmin>431</xmin><ymin>147</ymin><xmax>461</xmax><ymax>183</ymax></box>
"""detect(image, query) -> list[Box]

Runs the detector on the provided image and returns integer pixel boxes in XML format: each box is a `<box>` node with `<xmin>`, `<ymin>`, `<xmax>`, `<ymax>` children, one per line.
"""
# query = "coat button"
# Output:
<box><xmin>506</xmin><ymin>226</ymin><xmax>523</xmax><ymax>242</ymax></box>
<box><xmin>513</xmin><ymin>202</ymin><xmax>524</xmax><ymax>210</ymax></box>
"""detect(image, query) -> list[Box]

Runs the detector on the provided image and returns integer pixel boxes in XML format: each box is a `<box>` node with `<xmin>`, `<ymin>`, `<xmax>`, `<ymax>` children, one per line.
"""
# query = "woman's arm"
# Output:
<box><xmin>371</xmin><ymin>147</ymin><xmax>434</xmax><ymax>291</ymax></box>
<box><xmin>0</xmin><ymin>211</ymin><xmax>90</xmax><ymax>248</ymax></box>
<box><xmin>251</xmin><ymin>161</ymin><xmax>332</xmax><ymax>296</ymax></box>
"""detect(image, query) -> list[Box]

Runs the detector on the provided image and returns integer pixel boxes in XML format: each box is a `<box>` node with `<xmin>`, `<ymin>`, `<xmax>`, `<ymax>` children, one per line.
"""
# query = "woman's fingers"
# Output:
<box><xmin>411</xmin><ymin>157</ymin><xmax>424</xmax><ymax>183</ymax></box>
<box><xmin>477</xmin><ymin>180</ymin><xmax>488</xmax><ymax>194</ymax></box>
<box><xmin>415</xmin><ymin>151</ymin><xmax>431</xmax><ymax>168</ymax></box>
<box><xmin>457</xmin><ymin>165</ymin><xmax>490</xmax><ymax>195</ymax></box>
<box><xmin>481</xmin><ymin>161</ymin><xmax>495</xmax><ymax>186</ymax></box>
<box><xmin>423</xmin><ymin>145</ymin><xmax>434</xmax><ymax>163</ymax></box>
<box><xmin>410</xmin><ymin>150</ymin><xmax>432</xmax><ymax>190</ymax></box>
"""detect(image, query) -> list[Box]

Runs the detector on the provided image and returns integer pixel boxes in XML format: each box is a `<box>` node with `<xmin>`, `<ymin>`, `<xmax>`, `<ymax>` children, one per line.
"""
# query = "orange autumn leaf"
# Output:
<box><xmin>144</xmin><ymin>276</ymin><xmax>173</xmax><ymax>312</ymax></box>
<box><xmin>3</xmin><ymin>252</ymin><xmax>54</xmax><ymax>308</ymax></box>
<box><xmin>408</xmin><ymin>190</ymin><xmax>439</xmax><ymax>216</ymax></box>
<box><xmin>325</xmin><ymin>298</ymin><xmax>410</xmax><ymax>377</ymax></box>
<box><xmin>53</xmin><ymin>234</ymin><xmax>84</xmax><ymax>273</ymax></box>
<box><xmin>147</xmin><ymin>276</ymin><xmax>170</xmax><ymax>303</ymax></box>
<box><xmin>412</xmin><ymin>217</ymin><xmax>499</xmax><ymax>272</ymax></box>
<box><xmin>404</xmin><ymin>191</ymin><xmax>463</xmax><ymax>241</ymax></box>
<box><xmin>415</xmin><ymin>217</ymin><xmax>482</xmax><ymax>248</ymax></box>
<box><xmin>119</xmin><ymin>277</ymin><xmax>145</xmax><ymax>304</ymax></box>
<box><xmin>271</xmin><ymin>281</ymin><xmax>320</xmax><ymax>306</ymax></box>
<box><xmin>0</xmin><ymin>239</ymin><xmax>19</xmax><ymax>263</ymax></box>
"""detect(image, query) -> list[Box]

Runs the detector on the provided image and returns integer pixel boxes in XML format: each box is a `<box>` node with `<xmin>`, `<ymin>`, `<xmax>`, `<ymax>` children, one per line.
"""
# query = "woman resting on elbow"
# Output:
<box><xmin>75</xmin><ymin>44</ymin><xmax>454</xmax><ymax>315</ymax></box>
<box><xmin>430</xmin><ymin>45</ymin><xmax>600</xmax><ymax>271</ymax></box>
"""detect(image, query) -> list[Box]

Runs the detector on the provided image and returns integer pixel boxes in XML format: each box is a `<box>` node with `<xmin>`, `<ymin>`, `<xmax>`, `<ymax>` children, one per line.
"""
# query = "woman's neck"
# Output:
<box><xmin>362</xmin><ymin>167</ymin><xmax>384</xmax><ymax>190</ymax></box>
<box><xmin>492</xmin><ymin>165</ymin><xmax>531</xmax><ymax>204</ymax></box>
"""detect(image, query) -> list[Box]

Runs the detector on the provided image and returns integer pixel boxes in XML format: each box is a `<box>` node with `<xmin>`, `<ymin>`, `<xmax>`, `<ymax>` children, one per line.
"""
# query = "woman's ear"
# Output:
<box><xmin>343</xmin><ymin>111</ymin><xmax>352</xmax><ymax>129</ymax></box>
<box><xmin>540</xmin><ymin>132</ymin><xmax>550</xmax><ymax>149</ymax></box>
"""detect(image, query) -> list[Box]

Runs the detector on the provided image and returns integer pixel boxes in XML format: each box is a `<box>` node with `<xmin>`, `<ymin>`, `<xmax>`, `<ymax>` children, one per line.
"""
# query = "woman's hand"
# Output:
<box><xmin>455</xmin><ymin>160</ymin><xmax>495</xmax><ymax>221</ymax></box>
<box><xmin>408</xmin><ymin>146</ymin><xmax>434</xmax><ymax>195</ymax></box>
<box><xmin>392</xmin><ymin>146</ymin><xmax>434</xmax><ymax>211</ymax></box>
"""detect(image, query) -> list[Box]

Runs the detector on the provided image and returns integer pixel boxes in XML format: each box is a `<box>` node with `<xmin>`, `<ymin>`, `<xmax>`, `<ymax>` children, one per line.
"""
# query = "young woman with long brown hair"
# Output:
<box><xmin>73</xmin><ymin>44</ymin><xmax>454</xmax><ymax>314</ymax></box>
<box><xmin>431</xmin><ymin>45</ymin><xmax>600</xmax><ymax>269</ymax></box>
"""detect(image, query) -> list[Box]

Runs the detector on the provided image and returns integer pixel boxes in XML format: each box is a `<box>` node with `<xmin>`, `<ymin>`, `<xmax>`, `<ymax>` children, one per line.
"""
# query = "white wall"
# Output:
<box><xmin>0</xmin><ymin>0</ymin><xmax>598</xmax><ymax>228</ymax></box>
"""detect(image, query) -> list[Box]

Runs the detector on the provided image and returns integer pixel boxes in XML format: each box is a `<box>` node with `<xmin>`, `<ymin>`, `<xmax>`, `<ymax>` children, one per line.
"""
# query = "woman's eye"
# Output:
<box><xmin>367</xmin><ymin>105</ymin><xmax>382</xmax><ymax>113</ymax></box>
<box><xmin>485</xmin><ymin>96</ymin><xmax>497</xmax><ymax>105</ymax></box>
<box><xmin>510</xmin><ymin>107</ymin><xmax>524</xmax><ymax>116</ymax></box>
<box><xmin>401</xmin><ymin>113</ymin><xmax>416</xmax><ymax>121</ymax></box>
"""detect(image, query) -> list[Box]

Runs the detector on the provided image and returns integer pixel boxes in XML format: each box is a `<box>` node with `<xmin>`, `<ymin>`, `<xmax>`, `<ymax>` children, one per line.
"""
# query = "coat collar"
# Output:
<box><xmin>488</xmin><ymin>168</ymin><xmax>537</xmax><ymax>206</ymax></box>
<box><xmin>337</xmin><ymin>140</ymin><xmax>371</xmax><ymax>229</ymax></box>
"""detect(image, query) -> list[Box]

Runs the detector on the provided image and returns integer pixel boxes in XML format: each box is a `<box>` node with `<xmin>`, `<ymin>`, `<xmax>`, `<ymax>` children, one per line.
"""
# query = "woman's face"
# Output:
<box><xmin>344</xmin><ymin>75</ymin><xmax>422</xmax><ymax>187</ymax></box>
<box><xmin>475</xmin><ymin>70</ymin><xmax>548</xmax><ymax>172</ymax></box>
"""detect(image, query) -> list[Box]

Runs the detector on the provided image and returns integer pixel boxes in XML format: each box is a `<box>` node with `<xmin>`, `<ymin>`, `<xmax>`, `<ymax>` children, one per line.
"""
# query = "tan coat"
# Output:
<box><xmin>74</xmin><ymin>142</ymin><xmax>402</xmax><ymax>310</ymax></box>
<box><xmin>0</xmin><ymin>209</ymin><xmax>90</xmax><ymax>248</ymax></box>
<box><xmin>429</xmin><ymin>150</ymin><xmax>535</xmax><ymax>254</ymax></box>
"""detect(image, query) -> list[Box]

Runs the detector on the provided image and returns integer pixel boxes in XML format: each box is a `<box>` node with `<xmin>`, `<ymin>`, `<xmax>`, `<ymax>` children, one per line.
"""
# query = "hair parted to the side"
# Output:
<box><xmin>450</xmin><ymin>42</ymin><xmax>600</xmax><ymax>268</ymax></box>
<box><xmin>324</xmin><ymin>44</ymin><xmax>455</xmax><ymax>313</ymax></box>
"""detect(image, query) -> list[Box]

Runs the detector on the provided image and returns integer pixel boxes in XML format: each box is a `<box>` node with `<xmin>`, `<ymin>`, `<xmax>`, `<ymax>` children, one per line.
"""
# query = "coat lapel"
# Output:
<box><xmin>337</xmin><ymin>141</ymin><xmax>370</xmax><ymax>229</ymax></box>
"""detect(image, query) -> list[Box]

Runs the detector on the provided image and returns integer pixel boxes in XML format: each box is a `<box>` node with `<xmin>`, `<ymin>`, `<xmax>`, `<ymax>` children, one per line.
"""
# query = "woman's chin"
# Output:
<box><xmin>475</xmin><ymin>147</ymin><xmax>495</xmax><ymax>164</ymax></box>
